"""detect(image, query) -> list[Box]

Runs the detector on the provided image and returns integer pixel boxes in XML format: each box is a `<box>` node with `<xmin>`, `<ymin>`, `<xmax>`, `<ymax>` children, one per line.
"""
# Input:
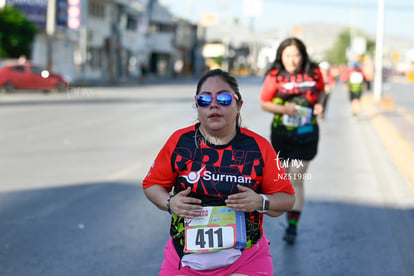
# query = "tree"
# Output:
<box><xmin>0</xmin><ymin>6</ymin><xmax>37</xmax><ymax>59</ymax></box>
<box><xmin>325</xmin><ymin>28</ymin><xmax>375</xmax><ymax>65</ymax></box>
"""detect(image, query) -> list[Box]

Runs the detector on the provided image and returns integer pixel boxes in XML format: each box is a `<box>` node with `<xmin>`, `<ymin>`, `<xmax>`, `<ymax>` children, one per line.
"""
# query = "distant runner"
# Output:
<box><xmin>260</xmin><ymin>37</ymin><xmax>325</xmax><ymax>245</ymax></box>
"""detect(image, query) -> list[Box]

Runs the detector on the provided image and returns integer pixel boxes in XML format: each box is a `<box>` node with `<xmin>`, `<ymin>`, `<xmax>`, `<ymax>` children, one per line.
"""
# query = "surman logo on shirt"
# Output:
<box><xmin>182</xmin><ymin>166</ymin><xmax>252</xmax><ymax>184</ymax></box>
<box><xmin>282</xmin><ymin>81</ymin><xmax>316</xmax><ymax>90</ymax></box>
<box><xmin>182</xmin><ymin>166</ymin><xmax>206</xmax><ymax>183</ymax></box>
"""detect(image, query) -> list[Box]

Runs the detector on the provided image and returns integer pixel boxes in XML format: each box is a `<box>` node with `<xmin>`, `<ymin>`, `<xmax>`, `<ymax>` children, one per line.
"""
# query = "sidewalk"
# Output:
<box><xmin>267</xmin><ymin>82</ymin><xmax>414</xmax><ymax>275</ymax></box>
<box><xmin>361</xmin><ymin>91</ymin><xmax>414</xmax><ymax>189</ymax></box>
<box><xmin>69</xmin><ymin>74</ymin><xmax>198</xmax><ymax>88</ymax></box>
<box><xmin>307</xmin><ymin>82</ymin><xmax>414</xmax><ymax>208</ymax></box>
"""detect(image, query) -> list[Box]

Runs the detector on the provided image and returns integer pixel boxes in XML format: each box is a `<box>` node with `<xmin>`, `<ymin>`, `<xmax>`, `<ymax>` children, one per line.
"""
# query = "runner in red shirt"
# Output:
<box><xmin>260</xmin><ymin>37</ymin><xmax>325</xmax><ymax>245</ymax></box>
<box><xmin>143</xmin><ymin>69</ymin><xmax>295</xmax><ymax>275</ymax></box>
<box><xmin>343</xmin><ymin>61</ymin><xmax>367</xmax><ymax>117</ymax></box>
<box><xmin>319</xmin><ymin>61</ymin><xmax>336</xmax><ymax>119</ymax></box>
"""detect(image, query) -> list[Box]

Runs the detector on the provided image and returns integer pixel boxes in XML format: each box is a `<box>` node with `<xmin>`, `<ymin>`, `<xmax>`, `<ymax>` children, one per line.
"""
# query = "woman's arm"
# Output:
<box><xmin>143</xmin><ymin>184</ymin><xmax>171</xmax><ymax>212</ymax></box>
<box><xmin>144</xmin><ymin>185</ymin><xmax>203</xmax><ymax>218</ymax></box>
<box><xmin>265</xmin><ymin>192</ymin><xmax>296</xmax><ymax>217</ymax></box>
<box><xmin>225</xmin><ymin>185</ymin><xmax>295</xmax><ymax>217</ymax></box>
<box><xmin>261</xmin><ymin>101</ymin><xmax>298</xmax><ymax>116</ymax></box>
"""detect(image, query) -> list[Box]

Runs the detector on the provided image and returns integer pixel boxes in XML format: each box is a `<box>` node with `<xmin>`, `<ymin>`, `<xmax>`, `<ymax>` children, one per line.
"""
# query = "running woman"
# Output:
<box><xmin>260</xmin><ymin>37</ymin><xmax>325</xmax><ymax>245</ymax></box>
<box><xmin>319</xmin><ymin>61</ymin><xmax>336</xmax><ymax>119</ymax></box>
<box><xmin>343</xmin><ymin>61</ymin><xmax>366</xmax><ymax>117</ymax></box>
<box><xmin>143</xmin><ymin>69</ymin><xmax>295</xmax><ymax>275</ymax></box>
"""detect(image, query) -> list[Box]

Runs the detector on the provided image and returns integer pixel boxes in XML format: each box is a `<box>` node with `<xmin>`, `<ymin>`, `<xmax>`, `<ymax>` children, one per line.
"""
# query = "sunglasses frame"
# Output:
<box><xmin>195</xmin><ymin>92</ymin><xmax>237</xmax><ymax>107</ymax></box>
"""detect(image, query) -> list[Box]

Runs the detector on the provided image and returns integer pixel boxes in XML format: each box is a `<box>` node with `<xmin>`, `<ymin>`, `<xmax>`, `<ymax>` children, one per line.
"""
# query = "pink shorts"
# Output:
<box><xmin>159</xmin><ymin>234</ymin><xmax>273</xmax><ymax>276</ymax></box>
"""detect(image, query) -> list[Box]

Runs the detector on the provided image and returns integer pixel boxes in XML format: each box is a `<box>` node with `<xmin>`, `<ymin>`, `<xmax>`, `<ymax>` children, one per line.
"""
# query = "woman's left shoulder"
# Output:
<box><xmin>312</xmin><ymin>63</ymin><xmax>323</xmax><ymax>74</ymax></box>
<box><xmin>305</xmin><ymin>65</ymin><xmax>323</xmax><ymax>80</ymax></box>
<box><xmin>239</xmin><ymin>127</ymin><xmax>271</xmax><ymax>145</ymax></box>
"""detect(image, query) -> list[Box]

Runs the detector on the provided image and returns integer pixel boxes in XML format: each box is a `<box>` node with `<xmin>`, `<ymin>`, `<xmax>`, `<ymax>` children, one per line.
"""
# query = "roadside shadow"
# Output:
<box><xmin>0</xmin><ymin>181</ymin><xmax>168</xmax><ymax>276</ymax></box>
<box><xmin>266</xmin><ymin>199</ymin><xmax>414</xmax><ymax>276</ymax></box>
<box><xmin>1</xmin><ymin>183</ymin><xmax>413</xmax><ymax>276</ymax></box>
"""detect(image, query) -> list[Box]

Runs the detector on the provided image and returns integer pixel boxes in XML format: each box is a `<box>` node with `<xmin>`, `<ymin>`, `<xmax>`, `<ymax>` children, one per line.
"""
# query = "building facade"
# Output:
<box><xmin>2</xmin><ymin>0</ymin><xmax>200</xmax><ymax>84</ymax></box>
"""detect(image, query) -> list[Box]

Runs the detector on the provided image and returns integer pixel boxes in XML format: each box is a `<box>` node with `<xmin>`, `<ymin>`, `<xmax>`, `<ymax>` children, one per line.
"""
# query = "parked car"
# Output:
<box><xmin>0</xmin><ymin>60</ymin><xmax>69</xmax><ymax>92</ymax></box>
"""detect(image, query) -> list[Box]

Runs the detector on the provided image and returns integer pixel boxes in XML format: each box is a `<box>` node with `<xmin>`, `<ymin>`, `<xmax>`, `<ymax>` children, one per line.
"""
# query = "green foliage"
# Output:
<box><xmin>366</xmin><ymin>39</ymin><xmax>375</xmax><ymax>55</ymax></box>
<box><xmin>211</xmin><ymin>56</ymin><xmax>223</xmax><ymax>66</ymax></box>
<box><xmin>324</xmin><ymin>28</ymin><xmax>375</xmax><ymax>65</ymax></box>
<box><xmin>0</xmin><ymin>6</ymin><xmax>37</xmax><ymax>58</ymax></box>
<box><xmin>325</xmin><ymin>30</ymin><xmax>351</xmax><ymax>65</ymax></box>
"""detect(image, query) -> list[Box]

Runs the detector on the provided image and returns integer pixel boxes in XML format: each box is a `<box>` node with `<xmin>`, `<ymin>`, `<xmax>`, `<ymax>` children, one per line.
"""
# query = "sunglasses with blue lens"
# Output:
<box><xmin>195</xmin><ymin>93</ymin><xmax>236</xmax><ymax>107</ymax></box>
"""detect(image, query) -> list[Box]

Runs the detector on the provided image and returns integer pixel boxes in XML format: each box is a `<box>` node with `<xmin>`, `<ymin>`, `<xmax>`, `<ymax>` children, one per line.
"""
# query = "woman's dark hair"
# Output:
<box><xmin>196</xmin><ymin>69</ymin><xmax>242</xmax><ymax>102</ymax></box>
<box><xmin>265</xmin><ymin>37</ymin><xmax>318</xmax><ymax>76</ymax></box>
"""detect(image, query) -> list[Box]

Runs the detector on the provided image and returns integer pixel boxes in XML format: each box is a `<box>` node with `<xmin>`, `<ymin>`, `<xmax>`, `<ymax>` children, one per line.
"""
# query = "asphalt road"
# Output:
<box><xmin>1</xmin><ymin>77</ymin><xmax>414</xmax><ymax>276</ymax></box>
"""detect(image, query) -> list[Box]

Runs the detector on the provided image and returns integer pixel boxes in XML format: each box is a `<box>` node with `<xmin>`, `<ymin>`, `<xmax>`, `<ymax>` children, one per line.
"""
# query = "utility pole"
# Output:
<box><xmin>243</xmin><ymin>0</ymin><xmax>262</xmax><ymax>74</ymax></box>
<box><xmin>221</xmin><ymin>0</ymin><xmax>229</xmax><ymax>71</ymax></box>
<box><xmin>46</xmin><ymin>0</ymin><xmax>56</xmax><ymax>72</ymax></box>
<box><xmin>373</xmin><ymin>0</ymin><xmax>385</xmax><ymax>101</ymax></box>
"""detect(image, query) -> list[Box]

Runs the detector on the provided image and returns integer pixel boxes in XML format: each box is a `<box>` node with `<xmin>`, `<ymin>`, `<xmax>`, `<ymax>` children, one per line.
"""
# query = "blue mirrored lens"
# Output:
<box><xmin>196</xmin><ymin>93</ymin><xmax>234</xmax><ymax>107</ymax></box>
<box><xmin>197</xmin><ymin>94</ymin><xmax>212</xmax><ymax>106</ymax></box>
<box><xmin>216</xmin><ymin>93</ymin><xmax>233</xmax><ymax>105</ymax></box>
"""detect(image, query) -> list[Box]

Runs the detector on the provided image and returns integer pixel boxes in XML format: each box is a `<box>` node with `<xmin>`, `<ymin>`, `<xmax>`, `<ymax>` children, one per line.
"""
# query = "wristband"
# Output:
<box><xmin>166</xmin><ymin>195</ymin><xmax>173</xmax><ymax>214</ymax></box>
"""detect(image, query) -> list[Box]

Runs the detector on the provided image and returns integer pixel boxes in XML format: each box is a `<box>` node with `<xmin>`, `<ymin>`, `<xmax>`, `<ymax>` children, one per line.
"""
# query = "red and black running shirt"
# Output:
<box><xmin>142</xmin><ymin>124</ymin><xmax>294</xmax><ymax>249</ymax></box>
<box><xmin>260</xmin><ymin>68</ymin><xmax>324</xmax><ymax>106</ymax></box>
<box><xmin>260</xmin><ymin>68</ymin><xmax>324</xmax><ymax>128</ymax></box>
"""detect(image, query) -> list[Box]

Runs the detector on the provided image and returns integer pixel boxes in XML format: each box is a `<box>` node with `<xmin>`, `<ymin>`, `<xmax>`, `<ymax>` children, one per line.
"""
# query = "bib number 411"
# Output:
<box><xmin>186</xmin><ymin>226</ymin><xmax>234</xmax><ymax>252</ymax></box>
<box><xmin>195</xmin><ymin>228</ymin><xmax>223</xmax><ymax>248</ymax></box>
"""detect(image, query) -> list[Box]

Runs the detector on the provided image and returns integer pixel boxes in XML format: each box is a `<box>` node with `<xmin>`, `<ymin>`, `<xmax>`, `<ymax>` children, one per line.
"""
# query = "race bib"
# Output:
<box><xmin>282</xmin><ymin>106</ymin><xmax>313</xmax><ymax>127</ymax></box>
<box><xmin>350</xmin><ymin>71</ymin><xmax>364</xmax><ymax>84</ymax></box>
<box><xmin>184</xmin><ymin>206</ymin><xmax>246</xmax><ymax>253</ymax></box>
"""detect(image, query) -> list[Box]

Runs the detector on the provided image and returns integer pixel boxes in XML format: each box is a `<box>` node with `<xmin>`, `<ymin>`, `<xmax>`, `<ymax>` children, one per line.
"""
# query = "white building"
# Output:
<box><xmin>2</xmin><ymin>0</ymin><xmax>199</xmax><ymax>84</ymax></box>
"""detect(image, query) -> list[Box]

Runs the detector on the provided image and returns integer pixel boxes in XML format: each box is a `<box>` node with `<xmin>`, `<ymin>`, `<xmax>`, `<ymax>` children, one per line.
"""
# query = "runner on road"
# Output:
<box><xmin>142</xmin><ymin>69</ymin><xmax>295</xmax><ymax>275</ymax></box>
<box><xmin>260</xmin><ymin>37</ymin><xmax>325</xmax><ymax>245</ymax></box>
<box><xmin>343</xmin><ymin>61</ymin><xmax>367</xmax><ymax>118</ymax></box>
<box><xmin>319</xmin><ymin>61</ymin><xmax>336</xmax><ymax>119</ymax></box>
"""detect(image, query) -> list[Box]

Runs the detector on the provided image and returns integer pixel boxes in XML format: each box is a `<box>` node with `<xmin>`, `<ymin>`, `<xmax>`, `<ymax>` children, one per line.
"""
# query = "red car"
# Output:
<box><xmin>0</xmin><ymin>60</ymin><xmax>69</xmax><ymax>92</ymax></box>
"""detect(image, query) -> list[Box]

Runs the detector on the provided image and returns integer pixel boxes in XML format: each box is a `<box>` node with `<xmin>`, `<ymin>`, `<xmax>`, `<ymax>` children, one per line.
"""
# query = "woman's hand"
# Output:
<box><xmin>169</xmin><ymin>187</ymin><xmax>202</xmax><ymax>219</ymax></box>
<box><xmin>284</xmin><ymin>102</ymin><xmax>298</xmax><ymax>115</ymax></box>
<box><xmin>313</xmin><ymin>103</ymin><xmax>323</xmax><ymax>115</ymax></box>
<box><xmin>225</xmin><ymin>185</ymin><xmax>262</xmax><ymax>212</ymax></box>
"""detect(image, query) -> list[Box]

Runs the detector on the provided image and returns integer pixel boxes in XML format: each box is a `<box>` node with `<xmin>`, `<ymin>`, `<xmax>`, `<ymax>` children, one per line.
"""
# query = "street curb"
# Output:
<box><xmin>362</xmin><ymin>95</ymin><xmax>414</xmax><ymax>190</ymax></box>
<box><xmin>68</xmin><ymin>75</ymin><xmax>199</xmax><ymax>88</ymax></box>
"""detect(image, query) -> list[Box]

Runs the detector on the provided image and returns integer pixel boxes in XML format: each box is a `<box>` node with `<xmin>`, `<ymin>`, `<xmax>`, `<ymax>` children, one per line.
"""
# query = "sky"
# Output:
<box><xmin>160</xmin><ymin>0</ymin><xmax>414</xmax><ymax>42</ymax></box>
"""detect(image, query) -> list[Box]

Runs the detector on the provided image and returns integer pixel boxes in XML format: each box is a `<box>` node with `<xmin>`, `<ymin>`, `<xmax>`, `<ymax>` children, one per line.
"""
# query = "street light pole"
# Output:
<box><xmin>46</xmin><ymin>0</ymin><xmax>56</xmax><ymax>72</ymax></box>
<box><xmin>221</xmin><ymin>0</ymin><xmax>229</xmax><ymax>71</ymax></box>
<box><xmin>373</xmin><ymin>0</ymin><xmax>384</xmax><ymax>101</ymax></box>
